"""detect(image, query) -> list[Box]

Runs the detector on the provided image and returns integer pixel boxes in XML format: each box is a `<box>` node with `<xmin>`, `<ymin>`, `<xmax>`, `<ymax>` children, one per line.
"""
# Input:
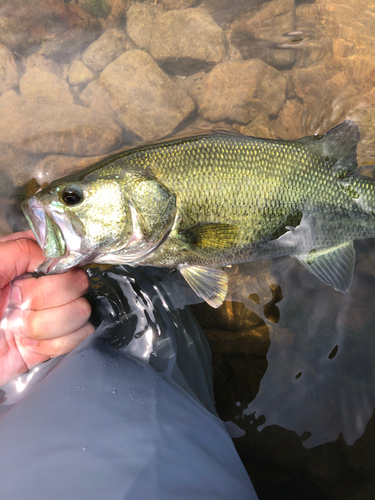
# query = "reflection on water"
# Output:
<box><xmin>1</xmin><ymin>0</ymin><xmax>375</xmax><ymax>497</ymax></box>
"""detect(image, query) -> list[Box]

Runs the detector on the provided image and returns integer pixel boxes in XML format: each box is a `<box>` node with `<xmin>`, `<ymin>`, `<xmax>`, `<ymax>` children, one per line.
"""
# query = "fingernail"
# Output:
<box><xmin>10</xmin><ymin>285</ymin><xmax>22</xmax><ymax>307</ymax></box>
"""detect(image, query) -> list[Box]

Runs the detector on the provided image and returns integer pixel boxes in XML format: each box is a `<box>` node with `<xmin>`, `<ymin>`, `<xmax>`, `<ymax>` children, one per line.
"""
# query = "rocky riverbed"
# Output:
<box><xmin>1</xmin><ymin>0</ymin><xmax>375</xmax><ymax>203</ymax></box>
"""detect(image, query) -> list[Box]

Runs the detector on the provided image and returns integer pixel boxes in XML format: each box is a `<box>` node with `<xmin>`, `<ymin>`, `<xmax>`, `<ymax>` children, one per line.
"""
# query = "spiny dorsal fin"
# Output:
<box><xmin>179</xmin><ymin>265</ymin><xmax>228</xmax><ymax>308</ymax></box>
<box><xmin>298</xmin><ymin>120</ymin><xmax>359</xmax><ymax>175</ymax></box>
<box><xmin>295</xmin><ymin>241</ymin><xmax>355</xmax><ymax>292</ymax></box>
<box><xmin>179</xmin><ymin>223</ymin><xmax>239</xmax><ymax>254</ymax></box>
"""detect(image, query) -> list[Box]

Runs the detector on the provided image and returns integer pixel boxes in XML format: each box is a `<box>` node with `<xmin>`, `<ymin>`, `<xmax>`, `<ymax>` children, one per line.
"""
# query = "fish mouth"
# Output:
<box><xmin>22</xmin><ymin>197</ymin><xmax>66</xmax><ymax>259</ymax></box>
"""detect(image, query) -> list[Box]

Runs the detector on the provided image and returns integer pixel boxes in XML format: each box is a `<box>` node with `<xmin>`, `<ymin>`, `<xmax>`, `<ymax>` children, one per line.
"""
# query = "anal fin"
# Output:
<box><xmin>296</xmin><ymin>241</ymin><xmax>355</xmax><ymax>292</ymax></box>
<box><xmin>179</xmin><ymin>265</ymin><xmax>228</xmax><ymax>308</ymax></box>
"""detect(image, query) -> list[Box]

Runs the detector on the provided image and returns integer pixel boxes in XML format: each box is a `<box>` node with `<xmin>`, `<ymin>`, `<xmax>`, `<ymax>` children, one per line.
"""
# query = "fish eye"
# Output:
<box><xmin>61</xmin><ymin>185</ymin><xmax>84</xmax><ymax>206</ymax></box>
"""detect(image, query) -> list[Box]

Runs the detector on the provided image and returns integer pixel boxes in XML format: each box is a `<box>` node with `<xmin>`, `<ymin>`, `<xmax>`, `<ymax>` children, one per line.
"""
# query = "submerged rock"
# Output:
<box><xmin>25</xmin><ymin>54</ymin><xmax>63</xmax><ymax>78</ymax></box>
<box><xmin>68</xmin><ymin>60</ymin><xmax>95</xmax><ymax>86</ymax></box>
<box><xmin>271</xmin><ymin>98</ymin><xmax>304</xmax><ymax>139</ymax></box>
<box><xmin>100</xmin><ymin>50</ymin><xmax>195</xmax><ymax>141</ymax></box>
<box><xmin>0</xmin><ymin>0</ymin><xmax>101</xmax><ymax>56</ymax></box>
<box><xmin>0</xmin><ymin>91</ymin><xmax>122</xmax><ymax>156</ymax></box>
<box><xmin>159</xmin><ymin>0</ymin><xmax>197</xmax><ymax>9</ymax></box>
<box><xmin>0</xmin><ymin>143</ymin><xmax>39</xmax><ymax>188</ymax></box>
<box><xmin>196</xmin><ymin>59</ymin><xmax>287</xmax><ymax>124</ymax></box>
<box><xmin>126</xmin><ymin>3</ymin><xmax>156</xmax><ymax>52</ymax></box>
<box><xmin>234</xmin><ymin>0</ymin><xmax>295</xmax><ymax>33</ymax></box>
<box><xmin>149</xmin><ymin>8</ymin><xmax>225</xmax><ymax>75</ymax></box>
<box><xmin>80</xmin><ymin>78</ymin><xmax>116</xmax><ymax>120</ymax></box>
<box><xmin>82</xmin><ymin>27</ymin><xmax>128</xmax><ymax>72</ymax></box>
<box><xmin>290</xmin><ymin>59</ymin><xmax>346</xmax><ymax>132</ymax></box>
<box><xmin>233</xmin><ymin>115</ymin><xmax>278</xmax><ymax>140</ymax></box>
<box><xmin>231</xmin><ymin>0</ymin><xmax>295</xmax><ymax>69</ymax></box>
<box><xmin>201</xmin><ymin>0</ymin><xmax>263</xmax><ymax>24</ymax></box>
<box><xmin>98</xmin><ymin>0</ymin><xmax>131</xmax><ymax>29</ymax></box>
<box><xmin>20</xmin><ymin>67</ymin><xmax>74</xmax><ymax>104</ymax></box>
<box><xmin>0</xmin><ymin>45</ymin><xmax>18</xmax><ymax>95</ymax></box>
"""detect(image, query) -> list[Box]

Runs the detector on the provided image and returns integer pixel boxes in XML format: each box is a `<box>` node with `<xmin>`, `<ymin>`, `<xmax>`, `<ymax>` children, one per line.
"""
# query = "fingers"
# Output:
<box><xmin>11</xmin><ymin>268</ymin><xmax>90</xmax><ymax>310</ymax></box>
<box><xmin>0</xmin><ymin>230</ymin><xmax>36</xmax><ymax>243</ymax></box>
<box><xmin>7</xmin><ymin>296</ymin><xmax>92</xmax><ymax>340</ymax></box>
<box><xmin>0</xmin><ymin>238</ymin><xmax>44</xmax><ymax>289</ymax></box>
<box><xmin>18</xmin><ymin>323</ymin><xmax>95</xmax><ymax>359</ymax></box>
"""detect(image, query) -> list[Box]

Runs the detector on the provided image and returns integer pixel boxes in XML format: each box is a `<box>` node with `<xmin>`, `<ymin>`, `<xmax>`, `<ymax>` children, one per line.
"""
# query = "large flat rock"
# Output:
<box><xmin>0</xmin><ymin>91</ymin><xmax>122</xmax><ymax>156</ymax></box>
<box><xmin>196</xmin><ymin>59</ymin><xmax>287</xmax><ymax>123</ymax></box>
<box><xmin>100</xmin><ymin>50</ymin><xmax>195</xmax><ymax>141</ymax></box>
<box><xmin>82</xmin><ymin>27</ymin><xmax>128</xmax><ymax>73</ymax></box>
<box><xmin>149</xmin><ymin>8</ymin><xmax>225</xmax><ymax>74</ymax></box>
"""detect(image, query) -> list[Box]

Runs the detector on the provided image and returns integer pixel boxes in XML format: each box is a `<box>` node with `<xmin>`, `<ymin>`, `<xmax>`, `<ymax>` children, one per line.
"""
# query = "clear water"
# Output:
<box><xmin>1</xmin><ymin>0</ymin><xmax>375</xmax><ymax>498</ymax></box>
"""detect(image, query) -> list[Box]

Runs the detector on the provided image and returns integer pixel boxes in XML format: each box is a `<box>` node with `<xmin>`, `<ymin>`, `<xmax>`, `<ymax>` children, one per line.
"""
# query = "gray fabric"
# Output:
<box><xmin>0</xmin><ymin>266</ymin><xmax>258</xmax><ymax>500</ymax></box>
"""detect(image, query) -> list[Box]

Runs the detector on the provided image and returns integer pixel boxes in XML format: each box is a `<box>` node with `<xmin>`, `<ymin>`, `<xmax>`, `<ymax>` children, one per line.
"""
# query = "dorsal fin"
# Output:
<box><xmin>297</xmin><ymin>120</ymin><xmax>360</xmax><ymax>175</ymax></box>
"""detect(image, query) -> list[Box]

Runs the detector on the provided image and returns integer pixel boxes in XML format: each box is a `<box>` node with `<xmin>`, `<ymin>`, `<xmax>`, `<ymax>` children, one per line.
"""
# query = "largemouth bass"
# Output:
<box><xmin>22</xmin><ymin>120</ymin><xmax>375</xmax><ymax>307</ymax></box>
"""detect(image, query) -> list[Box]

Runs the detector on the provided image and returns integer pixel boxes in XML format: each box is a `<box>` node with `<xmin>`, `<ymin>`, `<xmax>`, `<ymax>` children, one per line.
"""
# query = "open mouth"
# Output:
<box><xmin>22</xmin><ymin>197</ymin><xmax>66</xmax><ymax>258</ymax></box>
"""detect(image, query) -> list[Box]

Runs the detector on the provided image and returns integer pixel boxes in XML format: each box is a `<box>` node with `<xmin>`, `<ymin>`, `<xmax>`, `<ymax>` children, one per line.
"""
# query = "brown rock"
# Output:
<box><xmin>332</xmin><ymin>38</ymin><xmax>350</xmax><ymax>58</ymax></box>
<box><xmin>80</xmin><ymin>78</ymin><xmax>117</xmax><ymax>121</ymax></box>
<box><xmin>82</xmin><ymin>27</ymin><xmax>128</xmax><ymax>73</ymax></box>
<box><xmin>100</xmin><ymin>50</ymin><xmax>195</xmax><ymax>141</ymax></box>
<box><xmin>99</xmin><ymin>0</ymin><xmax>131</xmax><ymax>29</ymax></box>
<box><xmin>25</xmin><ymin>54</ymin><xmax>63</xmax><ymax>78</ymax></box>
<box><xmin>345</xmin><ymin>55</ymin><xmax>375</xmax><ymax>81</ymax></box>
<box><xmin>0</xmin><ymin>0</ymin><xmax>101</xmax><ymax>56</ymax></box>
<box><xmin>238</xmin><ymin>0</ymin><xmax>295</xmax><ymax>30</ymax></box>
<box><xmin>20</xmin><ymin>67</ymin><xmax>74</xmax><ymax>105</ymax></box>
<box><xmin>347</xmin><ymin>106</ymin><xmax>375</xmax><ymax>166</ymax></box>
<box><xmin>201</xmin><ymin>0</ymin><xmax>263</xmax><ymax>24</ymax></box>
<box><xmin>149</xmin><ymin>8</ymin><xmax>225</xmax><ymax>75</ymax></box>
<box><xmin>0</xmin><ymin>142</ymin><xmax>39</xmax><ymax>187</ymax></box>
<box><xmin>126</xmin><ymin>3</ymin><xmax>156</xmax><ymax>52</ymax></box>
<box><xmin>290</xmin><ymin>60</ymin><xmax>347</xmax><ymax>132</ymax></box>
<box><xmin>0</xmin><ymin>45</ymin><xmax>18</xmax><ymax>95</ymax></box>
<box><xmin>271</xmin><ymin>98</ymin><xmax>304</xmax><ymax>139</ymax></box>
<box><xmin>295</xmin><ymin>2</ymin><xmax>358</xmax><ymax>41</ymax></box>
<box><xmin>183</xmin><ymin>116</ymin><xmax>238</xmax><ymax>136</ymax></box>
<box><xmin>196</xmin><ymin>59</ymin><xmax>287</xmax><ymax>124</ymax></box>
<box><xmin>235</xmin><ymin>38</ymin><xmax>296</xmax><ymax>70</ymax></box>
<box><xmin>231</xmin><ymin>0</ymin><xmax>296</xmax><ymax>69</ymax></box>
<box><xmin>173</xmin><ymin>72</ymin><xmax>206</xmax><ymax>102</ymax></box>
<box><xmin>68</xmin><ymin>60</ymin><xmax>95</xmax><ymax>86</ymax></box>
<box><xmin>0</xmin><ymin>91</ymin><xmax>122</xmax><ymax>156</ymax></box>
<box><xmin>292</xmin><ymin>37</ymin><xmax>334</xmax><ymax>70</ymax></box>
<box><xmin>233</xmin><ymin>116</ymin><xmax>278</xmax><ymax>139</ymax></box>
<box><xmin>159</xmin><ymin>0</ymin><xmax>197</xmax><ymax>8</ymax></box>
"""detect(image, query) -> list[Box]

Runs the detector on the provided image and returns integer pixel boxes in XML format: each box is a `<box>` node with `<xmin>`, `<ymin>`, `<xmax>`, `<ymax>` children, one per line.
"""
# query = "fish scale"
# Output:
<box><xmin>23</xmin><ymin>120</ymin><xmax>375</xmax><ymax>307</ymax></box>
<box><xmin>112</xmin><ymin>134</ymin><xmax>360</xmax><ymax>267</ymax></box>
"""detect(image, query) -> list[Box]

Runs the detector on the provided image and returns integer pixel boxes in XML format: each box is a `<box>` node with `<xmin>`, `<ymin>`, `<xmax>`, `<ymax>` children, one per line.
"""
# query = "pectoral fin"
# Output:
<box><xmin>179</xmin><ymin>223</ymin><xmax>239</xmax><ymax>256</ymax></box>
<box><xmin>295</xmin><ymin>241</ymin><xmax>355</xmax><ymax>292</ymax></box>
<box><xmin>179</xmin><ymin>265</ymin><xmax>228</xmax><ymax>308</ymax></box>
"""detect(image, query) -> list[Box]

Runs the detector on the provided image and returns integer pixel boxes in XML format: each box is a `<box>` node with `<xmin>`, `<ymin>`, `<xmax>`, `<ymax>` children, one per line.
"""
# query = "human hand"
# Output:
<box><xmin>0</xmin><ymin>231</ymin><xmax>94</xmax><ymax>387</ymax></box>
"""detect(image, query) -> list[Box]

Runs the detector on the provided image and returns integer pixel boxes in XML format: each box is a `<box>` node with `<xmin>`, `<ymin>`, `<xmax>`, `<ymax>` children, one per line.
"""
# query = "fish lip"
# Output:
<box><xmin>22</xmin><ymin>197</ymin><xmax>47</xmax><ymax>249</ymax></box>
